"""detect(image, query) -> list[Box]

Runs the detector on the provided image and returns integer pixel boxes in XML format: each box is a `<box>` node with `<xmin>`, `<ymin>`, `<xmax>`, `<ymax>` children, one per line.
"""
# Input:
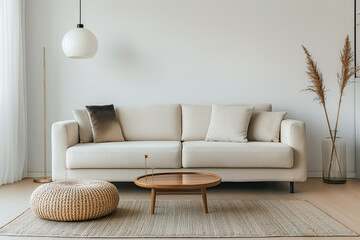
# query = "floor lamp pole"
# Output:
<box><xmin>34</xmin><ymin>47</ymin><xmax>52</xmax><ymax>183</ymax></box>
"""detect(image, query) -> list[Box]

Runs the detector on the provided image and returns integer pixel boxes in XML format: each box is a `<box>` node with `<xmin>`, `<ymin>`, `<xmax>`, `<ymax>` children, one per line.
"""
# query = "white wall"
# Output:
<box><xmin>25</xmin><ymin>0</ymin><xmax>356</xmax><ymax>177</ymax></box>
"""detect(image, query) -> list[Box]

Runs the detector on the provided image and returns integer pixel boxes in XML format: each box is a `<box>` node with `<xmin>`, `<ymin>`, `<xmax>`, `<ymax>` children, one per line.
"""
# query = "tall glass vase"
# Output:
<box><xmin>321</xmin><ymin>131</ymin><xmax>346</xmax><ymax>184</ymax></box>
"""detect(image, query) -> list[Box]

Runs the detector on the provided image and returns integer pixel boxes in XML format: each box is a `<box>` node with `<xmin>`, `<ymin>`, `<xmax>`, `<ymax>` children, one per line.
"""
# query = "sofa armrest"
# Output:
<box><xmin>280</xmin><ymin>119</ymin><xmax>307</xmax><ymax>182</ymax></box>
<box><xmin>52</xmin><ymin>120</ymin><xmax>79</xmax><ymax>180</ymax></box>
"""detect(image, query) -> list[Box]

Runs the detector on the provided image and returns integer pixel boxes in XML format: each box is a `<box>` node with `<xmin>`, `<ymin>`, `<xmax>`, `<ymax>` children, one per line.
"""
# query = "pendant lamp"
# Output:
<box><xmin>62</xmin><ymin>0</ymin><xmax>98</xmax><ymax>59</ymax></box>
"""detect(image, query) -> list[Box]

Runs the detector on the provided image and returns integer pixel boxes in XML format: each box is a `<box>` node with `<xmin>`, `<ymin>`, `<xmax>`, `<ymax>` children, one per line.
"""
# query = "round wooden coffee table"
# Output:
<box><xmin>134</xmin><ymin>172</ymin><xmax>221</xmax><ymax>214</ymax></box>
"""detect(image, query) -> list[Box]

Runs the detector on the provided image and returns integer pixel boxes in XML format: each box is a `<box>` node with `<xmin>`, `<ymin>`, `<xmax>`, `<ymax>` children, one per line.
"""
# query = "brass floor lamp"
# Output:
<box><xmin>33</xmin><ymin>47</ymin><xmax>52</xmax><ymax>183</ymax></box>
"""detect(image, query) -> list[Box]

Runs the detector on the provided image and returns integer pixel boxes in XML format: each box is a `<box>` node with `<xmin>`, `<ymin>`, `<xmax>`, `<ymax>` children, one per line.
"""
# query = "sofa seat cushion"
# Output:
<box><xmin>182</xmin><ymin>141</ymin><xmax>293</xmax><ymax>168</ymax></box>
<box><xmin>66</xmin><ymin>141</ymin><xmax>181</xmax><ymax>169</ymax></box>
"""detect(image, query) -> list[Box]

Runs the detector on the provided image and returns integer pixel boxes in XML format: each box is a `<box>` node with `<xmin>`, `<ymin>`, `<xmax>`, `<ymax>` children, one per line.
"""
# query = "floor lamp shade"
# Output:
<box><xmin>62</xmin><ymin>27</ymin><xmax>98</xmax><ymax>59</ymax></box>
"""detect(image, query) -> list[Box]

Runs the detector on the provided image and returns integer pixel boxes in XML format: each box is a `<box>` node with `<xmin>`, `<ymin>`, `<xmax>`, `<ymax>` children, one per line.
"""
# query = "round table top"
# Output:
<box><xmin>134</xmin><ymin>172</ymin><xmax>221</xmax><ymax>190</ymax></box>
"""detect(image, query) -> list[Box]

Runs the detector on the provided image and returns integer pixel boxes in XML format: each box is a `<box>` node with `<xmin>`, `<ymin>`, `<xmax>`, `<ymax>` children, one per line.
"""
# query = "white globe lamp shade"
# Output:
<box><xmin>62</xmin><ymin>27</ymin><xmax>98</xmax><ymax>59</ymax></box>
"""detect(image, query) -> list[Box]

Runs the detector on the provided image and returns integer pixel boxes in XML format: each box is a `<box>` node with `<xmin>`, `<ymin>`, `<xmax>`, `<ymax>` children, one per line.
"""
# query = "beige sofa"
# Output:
<box><xmin>52</xmin><ymin>104</ymin><xmax>306</xmax><ymax>193</ymax></box>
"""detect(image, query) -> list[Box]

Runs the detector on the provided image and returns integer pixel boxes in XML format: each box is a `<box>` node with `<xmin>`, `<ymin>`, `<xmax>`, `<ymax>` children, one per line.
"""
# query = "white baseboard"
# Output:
<box><xmin>26</xmin><ymin>171</ymin><xmax>357</xmax><ymax>179</ymax></box>
<box><xmin>27</xmin><ymin>172</ymin><xmax>52</xmax><ymax>178</ymax></box>
<box><xmin>307</xmin><ymin>171</ymin><xmax>356</xmax><ymax>178</ymax></box>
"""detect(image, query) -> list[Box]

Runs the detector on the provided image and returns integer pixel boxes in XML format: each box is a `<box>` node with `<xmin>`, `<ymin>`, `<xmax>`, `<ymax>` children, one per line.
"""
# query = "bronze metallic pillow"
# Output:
<box><xmin>86</xmin><ymin>104</ymin><xmax>124</xmax><ymax>143</ymax></box>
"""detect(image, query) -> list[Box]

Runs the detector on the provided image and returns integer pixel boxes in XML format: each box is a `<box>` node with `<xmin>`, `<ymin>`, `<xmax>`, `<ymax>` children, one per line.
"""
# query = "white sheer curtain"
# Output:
<box><xmin>0</xmin><ymin>0</ymin><xmax>27</xmax><ymax>186</ymax></box>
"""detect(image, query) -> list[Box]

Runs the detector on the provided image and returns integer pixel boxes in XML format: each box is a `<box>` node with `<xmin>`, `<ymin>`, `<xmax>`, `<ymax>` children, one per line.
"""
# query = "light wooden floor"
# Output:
<box><xmin>0</xmin><ymin>178</ymin><xmax>359</xmax><ymax>240</ymax></box>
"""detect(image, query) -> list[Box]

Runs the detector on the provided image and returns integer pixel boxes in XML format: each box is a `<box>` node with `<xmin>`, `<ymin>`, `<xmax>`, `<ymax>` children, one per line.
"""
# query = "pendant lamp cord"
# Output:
<box><xmin>79</xmin><ymin>0</ymin><xmax>82</xmax><ymax>25</ymax></box>
<box><xmin>77</xmin><ymin>0</ymin><xmax>83</xmax><ymax>28</ymax></box>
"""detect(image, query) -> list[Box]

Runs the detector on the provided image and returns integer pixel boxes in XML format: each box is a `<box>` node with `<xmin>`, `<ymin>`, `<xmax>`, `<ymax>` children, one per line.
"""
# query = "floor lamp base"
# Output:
<box><xmin>33</xmin><ymin>176</ymin><xmax>52</xmax><ymax>183</ymax></box>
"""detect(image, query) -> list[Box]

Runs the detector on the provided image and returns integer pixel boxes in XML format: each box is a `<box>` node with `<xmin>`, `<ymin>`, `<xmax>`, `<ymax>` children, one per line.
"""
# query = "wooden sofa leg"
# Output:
<box><xmin>290</xmin><ymin>182</ymin><xmax>294</xmax><ymax>194</ymax></box>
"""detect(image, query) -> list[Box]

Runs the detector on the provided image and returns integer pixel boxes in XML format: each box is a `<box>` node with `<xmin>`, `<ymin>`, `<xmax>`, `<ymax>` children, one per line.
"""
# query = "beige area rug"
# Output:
<box><xmin>0</xmin><ymin>200</ymin><xmax>356</xmax><ymax>238</ymax></box>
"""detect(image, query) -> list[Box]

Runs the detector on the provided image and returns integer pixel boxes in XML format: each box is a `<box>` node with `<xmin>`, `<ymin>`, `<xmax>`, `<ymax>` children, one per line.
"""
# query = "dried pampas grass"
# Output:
<box><xmin>302</xmin><ymin>46</ymin><xmax>327</xmax><ymax>107</ymax></box>
<box><xmin>302</xmin><ymin>35</ymin><xmax>359</xmax><ymax>178</ymax></box>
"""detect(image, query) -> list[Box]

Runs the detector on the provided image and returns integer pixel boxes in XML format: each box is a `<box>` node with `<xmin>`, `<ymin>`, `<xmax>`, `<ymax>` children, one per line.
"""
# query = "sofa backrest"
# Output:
<box><xmin>116</xmin><ymin>104</ymin><xmax>181</xmax><ymax>141</ymax></box>
<box><xmin>181</xmin><ymin>104</ymin><xmax>272</xmax><ymax>141</ymax></box>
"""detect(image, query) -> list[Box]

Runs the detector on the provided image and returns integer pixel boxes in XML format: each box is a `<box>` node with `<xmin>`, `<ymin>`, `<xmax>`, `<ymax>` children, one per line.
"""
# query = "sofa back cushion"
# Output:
<box><xmin>181</xmin><ymin>103</ymin><xmax>272</xmax><ymax>141</ymax></box>
<box><xmin>116</xmin><ymin>104</ymin><xmax>181</xmax><ymax>141</ymax></box>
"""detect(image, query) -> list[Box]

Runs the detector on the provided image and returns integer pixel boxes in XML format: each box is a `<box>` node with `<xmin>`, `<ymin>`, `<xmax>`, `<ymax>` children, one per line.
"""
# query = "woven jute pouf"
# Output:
<box><xmin>30</xmin><ymin>179</ymin><xmax>119</xmax><ymax>222</ymax></box>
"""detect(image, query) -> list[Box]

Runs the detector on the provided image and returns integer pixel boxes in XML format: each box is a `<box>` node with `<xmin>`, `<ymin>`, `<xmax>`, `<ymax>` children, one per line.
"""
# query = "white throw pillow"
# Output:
<box><xmin>248</xmin><ymin>111</ymin><xmax>287</xmax><ymax>142</ymax></box>
<box><xmin>72</xmin><ymin>109</ymin><xmax>93</xmax><ymax>143</ymax></box>
<box><xmin>205</xmin><ymin>105</ymin><xmax>254</xmax><ymax>143</ymax></box>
